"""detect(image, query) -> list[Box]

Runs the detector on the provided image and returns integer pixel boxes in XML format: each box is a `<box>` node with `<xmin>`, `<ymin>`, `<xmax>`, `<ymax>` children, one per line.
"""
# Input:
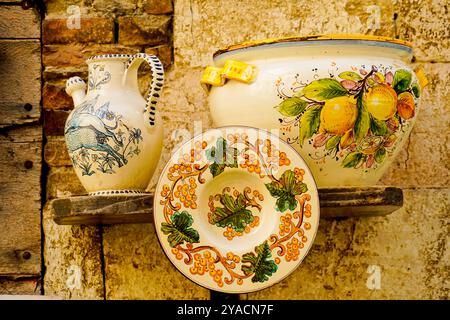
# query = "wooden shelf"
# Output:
<box><xmin>318</xmin><ymin>186</ymin><xmax>403</xmax><ymax>217</ymax></box>
<box><xmin>51</xmin><ymin>194</ymin><xmax>153</xmax><ymax>225</ymax></box>
<box><xmin>51</xmin><ymin>187</ymin><xmax>403</xmax><ymax>225</ymax></box>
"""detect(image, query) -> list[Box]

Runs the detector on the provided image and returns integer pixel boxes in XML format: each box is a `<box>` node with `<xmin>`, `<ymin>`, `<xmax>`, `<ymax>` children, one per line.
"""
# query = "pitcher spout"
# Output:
<box><xmin>66</xmin><ymin>76</ymin><xmax>87</xmax><ymax>106</ymax></box>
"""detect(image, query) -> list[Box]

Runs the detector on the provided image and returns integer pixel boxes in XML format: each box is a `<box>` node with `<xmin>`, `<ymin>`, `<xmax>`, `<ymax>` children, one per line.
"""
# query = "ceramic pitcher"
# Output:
<box><xmin>201</xmin><ymin>35</ymin><xmax>428</xmax><ymax>187</ymax></box>
<box><xmin>65</xmin><ymin>53</ymin><xmax>164</xmax><ymax>195</ymax></box>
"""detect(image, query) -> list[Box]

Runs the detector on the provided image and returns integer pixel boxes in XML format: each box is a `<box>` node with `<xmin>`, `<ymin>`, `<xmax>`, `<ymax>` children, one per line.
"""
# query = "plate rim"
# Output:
<box><xmin>152</xmin><ymin>125</ymin><xmax>321</xmax><ymax>294</ymax></box>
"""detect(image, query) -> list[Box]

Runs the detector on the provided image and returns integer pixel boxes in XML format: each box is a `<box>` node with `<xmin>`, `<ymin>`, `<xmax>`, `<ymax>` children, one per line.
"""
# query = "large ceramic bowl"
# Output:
<box><xmin>201</xmin><ymin>35</ymin><xmax>428</xmax><ymax>187</ymax></box>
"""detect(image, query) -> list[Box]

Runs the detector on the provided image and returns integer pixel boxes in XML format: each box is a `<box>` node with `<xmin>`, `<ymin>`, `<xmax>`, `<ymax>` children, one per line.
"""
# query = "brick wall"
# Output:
<box><xmin>42</xmin><ymin>0</ymin><xmax>173</xmax><ymax>197</ymax></box>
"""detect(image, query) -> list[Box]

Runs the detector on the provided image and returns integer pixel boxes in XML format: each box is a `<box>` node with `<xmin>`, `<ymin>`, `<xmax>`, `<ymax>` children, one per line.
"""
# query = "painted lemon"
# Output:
<box><xmin>397</xmin><ymin>92</ymin><xmax>415</xmax><ymax>119</ymax></box>
<box><xmin>364</xmin><ymin>84</ymin><xmax>398</xmax><ymax>120</ymax></box>
<box><xmin>319</xmin><ymin>96</ymin><xmax>358</xmax><ymax>135</ymax></box>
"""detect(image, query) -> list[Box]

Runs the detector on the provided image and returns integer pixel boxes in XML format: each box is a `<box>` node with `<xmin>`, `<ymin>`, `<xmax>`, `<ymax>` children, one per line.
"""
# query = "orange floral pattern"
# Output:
<box><xmin>158</xmin><ymin>134</ymin><xmax>315</xmax><ymax>288</ymax></box>
<box><xmin>222</xmin><ymin>217</ymin><xmax>260</xmax><ymax>241</ymax></box>
<box><xmin>239</xmin><ymin>137</ymin><xmax>291</xmax><ymax>178</ymax></box>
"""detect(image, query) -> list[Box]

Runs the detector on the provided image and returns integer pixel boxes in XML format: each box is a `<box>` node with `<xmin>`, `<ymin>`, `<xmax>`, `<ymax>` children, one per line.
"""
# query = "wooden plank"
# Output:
<box><xmin>319</xmin><ymin>187</ymin><xmax>403</xmax><ymax>217</ymax></box>
<box><xmin>51</xmin><ymin>187</ymin><xmax>403</xmax><ymax>225</ymax></box>
<box><xmin>0</xmin><ymin>40</ymin><xmax>41</xmax><ymax>127</ymax></box>
<box><xmin>0</xmin><ymin>277</ymin><xmax>40</xmax><ymax>295</ymax></box>
<box><xmin>52</xmin><ymin>195</ymin><xmax>153</xmax><ymax>225</ymax></box>
<box><xmin>0</xmin><ymin>125</ymin><xmax>42</xmax><ymax>276</ymax></box>
<box><xmin>0</xmin><ymin>6</ymin><xmax>40</xmax><ymax>39</ymax></box>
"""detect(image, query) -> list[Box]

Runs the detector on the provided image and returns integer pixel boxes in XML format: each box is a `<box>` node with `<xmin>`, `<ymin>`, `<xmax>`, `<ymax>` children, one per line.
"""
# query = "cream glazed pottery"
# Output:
<box><xmin>154</xmin><ymin>126</ymin><xmax>319</xmax><ymax>293</ymax></box>
<box><xmin>65</xmin><ymin>53</ymin><xmax>164</xmax><ymax>195</ymax></box>
<box><xmin>201</xmin><ymin>35</ymin><xmax>429</xmax><ymax>187</ymax></box>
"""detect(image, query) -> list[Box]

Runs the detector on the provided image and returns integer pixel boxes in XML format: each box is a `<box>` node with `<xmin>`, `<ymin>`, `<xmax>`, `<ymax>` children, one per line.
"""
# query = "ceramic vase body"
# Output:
<box><xmin>65</xmin><ymin>53</ymin><xmax>164</xmax><ymax>195</ymax></box>
<box><xmin>205</xmin><ymin>39</ymin><xmax>426</xmax><ymax>187</ymax></box>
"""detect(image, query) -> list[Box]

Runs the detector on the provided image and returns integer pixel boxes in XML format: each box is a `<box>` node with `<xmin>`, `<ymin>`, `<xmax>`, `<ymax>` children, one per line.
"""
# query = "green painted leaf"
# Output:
<box><xmin>325</xmin><ymin>135</ymin><xmax>341</xmax><ymax>150</ymax></box>
<box><xmin>206</xmin><ymin>137</ymin><xmax>238</xmax><ymax>177</ymax></box>
<box><xmin>241</xmin><ymin>241</ymin><xmax>278</xmax><ymax>283</ymax></box>
<box><xmin>275</xmin><ymin>195</ymin><xmax>297</xmax><ymax>213</ymax></box>
<box><xmin>299</xmin><ymin>105</ymin><xmax>322</xmax><ymax>146</ymax></box>
<box><xmin>265</xmin><ymin>183</ymin><xmax>284</xmax><ymax>197</ymax></box>
<box><xmin>265</xmin><ymin>170</ymin><xmax>307</xmax><ymax>212</ymax></box>
<box><xmin>301</xmin><ymin>78</ymin><xmax>348</xmax><ymax>101</ymax></box>
<box><xmin>209</xmin><ymin>193</ymin><xmax>255</xmax><ymax>233</ymax></box>
<box><xmin>209</xmin><ymin>163</ymin><xmax>226</xmax><ymax>177</ymax></box>
<box><xmin>290</xmin><ymin>179</ymin><xmax>308</xmax><ymax>195</ymax></box>
<box><xmin>211</xmin><ymin>208</ymin><xmax>254</xmax><ymax>233</ymax></box>
<box><xmin>222</xmin><ymin>193</ymin><xmax>237</xmax><ymax>211</ymax></box>
<box><xmin>412</xmin><ymin>82</ymin><xmax>421</xmax><ymax>98</ymax></box>
<box><xmin>223</xmin><ymin>138</ymin><xmax>238</xmax><ymax>166</ymax></box>
<box><xmin>205</xmin><ymin>147</ymin><xmax>216</xmax><ymax>161</ymax></box>
<box><xmin>392</xmin><ymin>69</ymin><xmax>412</xmax><ymax>94</ymax></box>
<box><xmin>342</xmin><ymin>151</ymin><xmax>364</xmax><ymax>168</ymax></box>
<box><xmin>277</xmin><ymin>97</ymin><xmax>308</xmax><ymax>116</ymax></box>
<box><xmin>339</xmin><ymin>71</ymin><xmax>363</xmax><ymax>81</ymax></box>
<box><xmin>161</xmin><ymin>211</ymin><xmax>200</xmax><ymax>247</ymax></box>
<box><xmin>279</xmin><ymin>170</ymin><xmax>296</xmax><ymax>193</ymax></box>
<box><xmin>370</xmin><ymin>116</ymin><xmax>388</xmax><ymax>136</ymax></box>
<box><xmin>374</xmin><ymin>147</ymin><xmax>387</xmax><ymax>163</ymax></box>
<box><xmin>354</xmin><ymin>95</ymin><xmax>370</xmax><ymax>142</ymax></box>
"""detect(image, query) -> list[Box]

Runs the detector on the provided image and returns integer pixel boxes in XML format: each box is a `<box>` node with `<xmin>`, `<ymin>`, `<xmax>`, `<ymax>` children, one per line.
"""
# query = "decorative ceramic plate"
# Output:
<box><xmin>154</xmin><ymin>126</ymin><xmax>320</xmax><ymax>293</ymax></box>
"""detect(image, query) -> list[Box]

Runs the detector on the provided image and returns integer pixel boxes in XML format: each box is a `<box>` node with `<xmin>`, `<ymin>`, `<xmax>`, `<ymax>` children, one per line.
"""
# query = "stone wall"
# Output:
<box><xmin>41</xmin><ymin>0</ymin><xmax>448</xmax><ymax>299</ymax></box>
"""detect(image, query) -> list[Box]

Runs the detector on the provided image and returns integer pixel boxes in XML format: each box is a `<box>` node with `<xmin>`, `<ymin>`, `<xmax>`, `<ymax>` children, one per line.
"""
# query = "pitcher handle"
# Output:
<box><xmin>124</xmin><ymin>53</ymin><xmax>164</xmax><ymax>127</ymax></box>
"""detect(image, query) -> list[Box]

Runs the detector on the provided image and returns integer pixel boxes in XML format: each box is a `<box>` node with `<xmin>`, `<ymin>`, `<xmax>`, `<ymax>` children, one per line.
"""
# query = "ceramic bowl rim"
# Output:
<box><xmin>213</xmin><ymin>34</ymin><xmax>413</xmax><ymax>59</ymax></box>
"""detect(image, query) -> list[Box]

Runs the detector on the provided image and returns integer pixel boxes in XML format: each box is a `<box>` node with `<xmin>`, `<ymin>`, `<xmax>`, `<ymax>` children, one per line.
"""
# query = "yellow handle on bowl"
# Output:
<box><xmin>201</xmin><ymin>60</ymin><xmax>258</xmax><ymax>91</ymax></box>
<box><xmin>414</xmin><ymin>66</ymin><xmax>429</xmax><ymax>89</ymax></box>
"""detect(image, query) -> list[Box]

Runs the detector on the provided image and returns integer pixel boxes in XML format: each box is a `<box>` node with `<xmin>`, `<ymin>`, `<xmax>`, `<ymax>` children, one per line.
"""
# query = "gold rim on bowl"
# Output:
<box><xmin>213</xmin><ymin>34</ymin><xmax>413</xmax><ymax>58</ymax></box>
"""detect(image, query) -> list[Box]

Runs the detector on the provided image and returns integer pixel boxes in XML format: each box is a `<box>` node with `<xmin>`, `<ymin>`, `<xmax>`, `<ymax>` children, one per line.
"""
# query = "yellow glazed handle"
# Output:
<box><xmin>414</xmin><ymin>66</ymin><xmax>429</xmax><ymax>89</ymax></box>
<box><xmin>201</xmin><ymin>60</ymin><xmax>258</xmax><ymax>91</ymax></box>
